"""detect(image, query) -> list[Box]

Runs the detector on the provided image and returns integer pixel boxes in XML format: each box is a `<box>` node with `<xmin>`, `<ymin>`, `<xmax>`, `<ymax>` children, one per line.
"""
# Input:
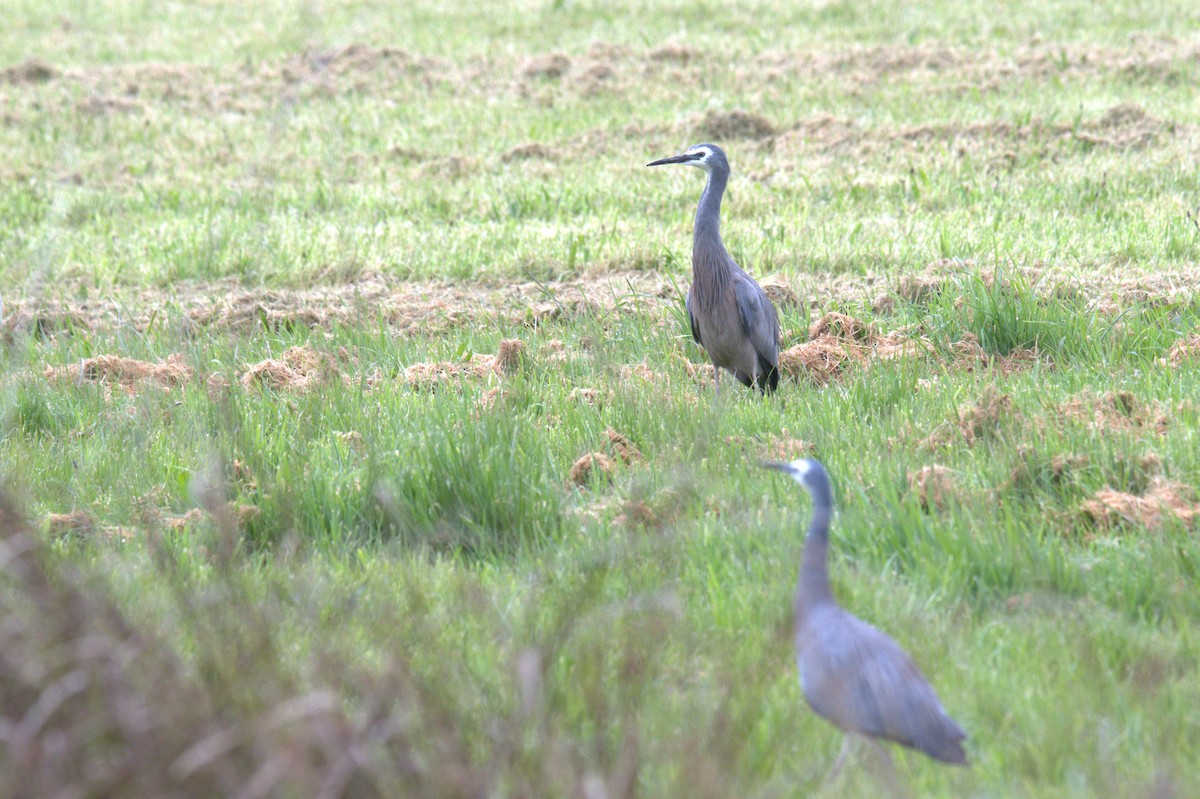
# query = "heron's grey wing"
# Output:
<box><xmin>685</xmin><ymin>287</ymin><xmax>702</xmax><ymax>345</ymax></box>
<box><xmin>732</xmin><ymin>273</ymin><xmax>779</xmax><ymax>367</ymax></box>
<box><xmin>798</xmin><ymin>611</ymin><xmax>967</xmax><ymax>764</ymax></box>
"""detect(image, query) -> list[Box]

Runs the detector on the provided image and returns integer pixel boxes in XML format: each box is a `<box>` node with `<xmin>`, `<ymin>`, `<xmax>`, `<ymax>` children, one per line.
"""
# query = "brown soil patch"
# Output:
<box><xmin>3</xmin><ymin>302</ymin><xmax>91</xmax><ymax>341</ymax></box>
<box><xmin>1164</xmin><ymin>334</ymin><xmax>1200</xmax><ymax>366</ymax></box>
<box><xmin>403</xmin><ymin>339</ymin><xmax>526</xmax><ymax>390</ymax></box>
<box><xmin>165</xmin><ymin>508</ymin><xmax>205</xmax><ymax>532</ymax></box>
<box><xmin>908</xmin><ymin>465</ymin><xmax>957</xmax><ymax>511</ymax></box>
<box><xmin>691</xmin><ymin>109</ymin><xmax>776</xmax><ymax>141</ymax></box>
<box><xmin>605</xmin><ymin>428</ymin><xmax>642</xmax><ymax>464</ymax></box>
<box><xmin>44</xmin><ymin>510</ymin><xmax>94</xmax><ymax>537</ymax></box>
<box><xmin>925</xmin><ymin>386</ymin><xmax>1015</xmax><ymax>449</ymax></box>
<box><xmin>957</xmin><ymin>386</ymin><xmax>1014</xmax><ymax>446</ymax></box>
<box><xmin>808</xmin><ymin>311</ymin><xmax>875</xmax><ymax>342</ymax></box>
<box><xmin>1081</xmin><ymin>477</ymin><xmax>1200</xmax><ymax>530</ymax></box>
<box><xmin>3</xmin><ymin>58</ymin><xmax>58</xmax><ymax>84</ymax></box>
<box><xmin>569</xmin><ymin>387</ymin><xmax>603</xmax><ymax>405</ymax></box>
<box><xmin>44</xmin><ymin>353</ymin><xmax>193</xmax><ymax>391</ymax></box>
<box><xmin>240</xmin><ymin>345</ymin><xmax>349</xmax><ymax>392</ymax></box>
<box><xmin>779</xmin><ymin>336</ymin><xmax>858</xmax><ymax>385</ymax></box>
<box><xmin>1058</xmin><ymin>390</ymin><xmax>1169</xmax><ymax>435</ymax></box>
<box><xmin>950</xmin><ymin>333</ymin><xmax>1040</xmax><ymax>375</ymax></box>
<box><xmin>501</xmin><ymin>143</ymin><xmax>557</xmax><ymax>162</ymax></box>
<box><xmin>11</xmin><ymin>263</ymin><xmax>1200</xmax><ymax>342</ymax></box>
<box><xmin>522</xmin><ymin>53</ymin><xmax>571</xmax><ymax>79</ymax></box>
<box><xmin>1008</xmin><ymin>448</ymin><xmax>1090</xmax><ymax>490</ymax></box>
<box><xmin>648</xmin><ymin>44</ymin><xmax>701</xmax><ymax>64</ymax></box>
<box><xmin>1074</xmin><ymin>103</ymin><xmax>1165</xmax><ymax>148</ymax></box>
<box><xmin>777</xmin><ymin>313</ymin><xmax>935</xmax><ymax>385</ymax></box>
<box><xmin>760</xmin><ymin>435</ymin><xmax>812</xmax><ymax>462</ymax></box>
<box><xmin>758</xmin><ymin>276</ymin><xmax>799</xmax><ymax>307</ymax></box>
<box><xmin>568</xmin><ymin>452</ymin><xmax>612</xmax><ymax>487</ymax></box>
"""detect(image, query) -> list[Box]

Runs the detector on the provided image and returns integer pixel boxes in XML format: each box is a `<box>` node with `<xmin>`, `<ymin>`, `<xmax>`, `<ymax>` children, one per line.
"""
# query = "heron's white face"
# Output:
<box><xmin>683</xmin><ymin>145</ymin><xmax>715</xmax><ymax>170</ymax></box>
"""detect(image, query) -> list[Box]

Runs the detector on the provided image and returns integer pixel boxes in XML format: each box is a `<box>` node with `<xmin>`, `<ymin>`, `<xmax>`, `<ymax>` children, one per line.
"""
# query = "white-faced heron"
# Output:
<box><xmin>647</xmin><ymin>143</ymin><xmax>780</xmax><ymax>395</ymax></box>
<box><xmin>762</xmin><ymin>458</ymin><xmax>968</xmax><ymax>782</ymax></box>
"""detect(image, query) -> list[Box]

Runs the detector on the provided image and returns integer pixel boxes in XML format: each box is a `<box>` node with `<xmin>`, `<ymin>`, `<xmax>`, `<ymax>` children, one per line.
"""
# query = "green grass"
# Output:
<box><xmin>2</xmin><ymin>1</ymin><xmax>1200</xmax><ymax>796</ymax></box>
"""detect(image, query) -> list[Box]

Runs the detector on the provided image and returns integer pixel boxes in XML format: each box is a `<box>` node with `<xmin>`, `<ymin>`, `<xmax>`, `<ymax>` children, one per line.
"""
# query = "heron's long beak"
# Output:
<box><xmin>758</xmin><ymin>461</ymin><xmax>795</xmax><ymax>475</ymax></box>
<box><xmin>646</xmin><ymin>152</ymin><xmax>700</xmax><ymax>167</ymax></box>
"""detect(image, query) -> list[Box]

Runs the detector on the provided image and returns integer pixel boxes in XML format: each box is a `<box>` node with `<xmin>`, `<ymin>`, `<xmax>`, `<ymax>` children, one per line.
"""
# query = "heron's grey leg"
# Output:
<box><xmin>864</xmin><ymin>738</ymin><xmax>908</xmax><ymax>799</ymax></box>
<box><xmin>712</xmin><ymin>362</ymin><xmax>721</xmax><ymax>398</ymax></box>
<box><xmin>822</xmin><ymin>734</ymin><xmax>853</xmax><ymax>788</ymax></box>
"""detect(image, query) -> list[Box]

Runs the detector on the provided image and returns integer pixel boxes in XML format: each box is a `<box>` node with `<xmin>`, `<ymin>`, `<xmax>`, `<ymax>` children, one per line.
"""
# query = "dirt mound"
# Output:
<box><xmin>2</xmin><ymin>58</ymin><xmax>57</xmax><ymax>84</ymax></box>
<box><xmin>568</xmin><ymin>452</ymin><xmax>612</xmax><ymax>487</ymax></box>
<box><xmin>44</xmin><ymin>510</ymin><xmax>95</xmax><ymax>537</ymax></box>
<box><xmin>501</xmin><ymin>142</ymin><xmax>557</xmax><ymax>162</ymax></box>
<box><xmin>908</xmin><ymin>465</ymin><xmax>957</xmax><ymax>511</ymax></box>
<box><xmin>1074</xmin><ymin>103</ymin><xmax>1165</xmax><ymax>148</ymax></box>
<box><xmin>240</xmin><ymin>346</ymin><xmax>349</xmax><ymax>392</ymax></box>
<box><xmin>3</xmin><ymin>302</ymin><xmax>91</xmax><ymax>340</ymax></box>
<box><xmin>1009</xmin><ymin>448</ymin><xmax>1090</xmax><ymax>490</ymax></box>
<box><xmin>1164</xmin><ymin>334</ymin><xmax>1200</xmax><ymax>366</ymax></box>
<box><xmin>808</xmin><ymin>312</ymin><xmax>875</xmax><ymax>342</ymax></box>
<box><xmin>1058</xmin><ymin>390</ymin><xmax>1169</xmax><ymax>435</ymax></box>
<box><xmin>44</xmin><ymin>353</ymin><xmax>194</xmax><ymax>391</ymax></box>
<box><xmin>758</xmin><ymin>276</ymin><xmax>798</xmax><ymax>307</ymax></box>
<box><xmin>778</xmin><ymin>313</ymin><xmax>938</xmax><ymax>385</ymax></box>
<box><xmin>957</xmin><ymin>386</ymin><xmax>1014</xmax><ymax>446</ymax></box>
<box><xmin>605</xmin><ymin>428</ymin><xmax>642</xmax><ymax>464</ymax></box>
<box><xmin>925</xmin><ymin>386</ymin><xmax>1015</xmax><ymax>449</ymax></box>
<box><xmin>522</xmin><ymin>53</ymin><xmax>571</xmax><ymax>79</ymax></box>
<box><xmin>692</xmin><ymin>110</ymin><xmax>776</xmax><ymax>141</ymax></box>
<box><xmin>648</xmin><ymin>44</ymin><xmax>701</xmax><ymax>64</ymax></box>
<box><xmin>778</xmin><ymin>336</ymin><xmax>857</xmax><ymax>385</ymax></box>
<box><xmin>403</xmin><ymin>339</ymin><xmax>526</xmax><ymax>390</ymax></box>
<box><xmin>950</xmin><ymin>333</ymin><xmax>1039</xmax><ymax>375</ymax></box>
<box><xmin>1081</xmin><ymin>477</ymin><xmax>1199</xmax><ymax>530</ymax></box>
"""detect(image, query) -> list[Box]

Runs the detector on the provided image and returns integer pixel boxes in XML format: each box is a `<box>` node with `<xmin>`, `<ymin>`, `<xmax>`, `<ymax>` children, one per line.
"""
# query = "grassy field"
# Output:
<box><xmin>2</xmin><ymin>1</ymin><xmax>1200</xmax><ymax>796</ymax></box>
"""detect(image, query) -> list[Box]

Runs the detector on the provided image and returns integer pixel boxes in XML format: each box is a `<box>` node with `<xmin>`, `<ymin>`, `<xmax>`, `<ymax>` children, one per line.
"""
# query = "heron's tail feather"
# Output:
<box><xmin>757</xmin><ymin>355</ymin><xmax>780</xmax><ymax>394</ymax></box>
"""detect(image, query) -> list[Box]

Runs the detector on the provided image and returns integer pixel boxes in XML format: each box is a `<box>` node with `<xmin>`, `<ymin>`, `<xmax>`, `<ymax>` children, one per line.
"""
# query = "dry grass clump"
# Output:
<box><xmin>1164</xmin><ymin>334</ymin><xmax>1200</xmax><ymax>366</ymax></box>
<box><xmin>1058</xmin><ymin>390</ymin><xmax>1169</xmax><ymax>435</ymax></box>
<box><xmin>568</xmin><ymin>452</ymin><xmax>613</xmax><ymax>487</ymax></box>
<box><xmin>44</xmin><ymin>353</ymin><xmax>194</xmax><ymax>391</ymax></box>
<box><xmin>924</xmin><ymin>386</ymin><xmax>1016</xmax><ymax>449</ymax></box>
<box><xmin>619</xmin><ymin>361</ymin><xmax>669</xmax><ymax>385</ymax></box>
<box><xmin>3</xmin><ymin>301</ymin><xmax>90</xmax><ymax>341</ymax></box>
<box><xmin>605</xmin><ymin>428</ymin><xmax>642</xmax><ymax>464</ymax></box>
<box><xmin>1008</xmin><ymin>448</ymin><xmax>1090</xmax><ymax>492</ymax></box>
<box><xmin>403</xmin><ymin>339</ymin><xmax>526</xmax><ymax>390</ymax></box>
<box><xmin>3</xmin><ymin>57</ymin><xmax>58</xmax><ymax>83</ymax></box>
<box><xmin>501</xmin><ymin>142</ymin><xmax>557</xmax><ymax>162</ymax></box>
<box><xmin>778</xmin><ymin>337</ymin><xmax>855</xmax><ymax>385</ymax></box>
<box><xmin>758</xmin><ymin>276</ymin><xmax>799</xmax><ymax>307</ymax></box>
<box><xmin>522</xmin><ymin>52</ymin><xmax>571</xmax><ymax>79</ymax></box>
<box><xmin>950</xmin><ymin>333</ymin><xmax>1039</xmax><ymax>374</ymax></box>
<box><xmin>240</xmin><ymin>345</ymin><xmax>347</xmax><ymax>392</ymax></box>
<box><xmin>44</xmin><ymin>509</ymin><xmax>96</xmax><ymax>537</ymax></box>
<box><xmin>569</xmin><ymin>387</ymin><xmax>603</xmax><ymax>405</ymax></box>
<box><xmin>957</xmin><ymin>386</ymin><xmax>1014</xmax><ymax>446</ymax></box>
<box><xmin>1081</xmin><ymin>478</ymin><xmax>1200</xmax><ymax>530</ymax></box>
<box><xmin>693</xmin><ymin>109</ymin><xmax>776</xmax><ymax>141</ymax></box>
<box><xmin>808</xmin><ymin>311</ymin><xmax>875</xmax><ymax>342</ymax></box>
<box><xmin>777</xmin><ymin>313</ymin><xmax>939</xmax><ymax>385</ymax></box>
<box><xmin>908</xmin><ymin>465</ymin><xmax>957</xmax><ymax>511</ymax></box>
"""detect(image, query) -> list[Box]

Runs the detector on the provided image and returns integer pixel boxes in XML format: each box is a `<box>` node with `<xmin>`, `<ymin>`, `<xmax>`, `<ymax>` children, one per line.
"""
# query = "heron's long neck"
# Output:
<box><xmin>691</xmin><ymin>170</ymin><xmax>731</xmax><ymax>304</ymax></box>
<box><xmin>795</xmin><ymin>493</ymin><xmax>835</xmax><ymax>618</ymax></box>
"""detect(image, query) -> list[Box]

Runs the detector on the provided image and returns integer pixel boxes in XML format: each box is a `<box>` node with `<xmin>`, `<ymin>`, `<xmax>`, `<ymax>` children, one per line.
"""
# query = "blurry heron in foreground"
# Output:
<box><xmin>647</xmin><ymin>143</ymin><xmax>780</xmax><ymax>395</ymax></box>
<box><xmin>761</xmin><ymin>458</ymin><xmax>967</xmax><ymax>788</ymax></box>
